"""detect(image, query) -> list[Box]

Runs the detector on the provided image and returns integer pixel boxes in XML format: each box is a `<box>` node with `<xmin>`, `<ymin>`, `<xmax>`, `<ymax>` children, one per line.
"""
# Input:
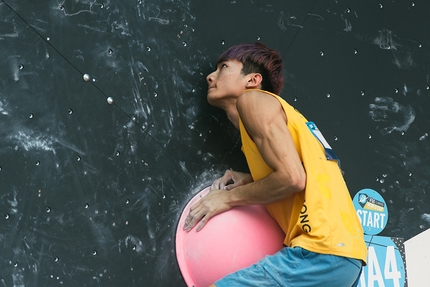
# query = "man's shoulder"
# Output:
<box><xmin>238</xmin><ymin>89</ymin><xmax>280</xmax><ymax>106</ymax></box>
<box><xmin>237</xmin><ymin>90</ymin><xmax>286</xmax><ymax>125</ymax></box>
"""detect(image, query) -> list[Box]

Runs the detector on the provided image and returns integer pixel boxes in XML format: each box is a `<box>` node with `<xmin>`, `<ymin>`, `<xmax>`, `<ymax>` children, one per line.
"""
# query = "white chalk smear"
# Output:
<box><xmin>0</xmin><ymin>100</ymin><xmax>9</xmax><ymax>115</ymax></box>
<box><xmin>10</xmin><ymin>130</ymin><xmax>56</xmax><ymax>153</ymax></box>
<box><xmin>374</xmin><ymin>29</ymin><xmax>398</xmax><ymax>50</ymax></box>
<box><xmin>12</xmin><ymin>271</ymin><xmax>25</xmax><ymax>287</ymax></box>
<box><xmin>118</xmin><ymin>235</ymin><xmax>144</xmax><ymax>254</ymax></box>
<box><xmin>8</xmin><ymin>129</ymin><xmax>86</xmax><ymax>155</ymax></box>
<box><xmin>341</xmin><ymin>14</ymin><xmax>352</xmax><ymax>32</ymax></box>
<box><xmin>308</xmin><ymin>13</ymin><xmax>324</xmax><ymax>20</ymax></box>
<box><xmin>7</xmin><ymin>188</ymin><xmax>19</xmax><ymax>215</ymax></box>
<box><xmin>393</xmin><ymin>51</ymin><xmax>415</xmax><ymax>70</ymax></box>
<box><xmin>148</xmin><ymin>7</ymin><xmax>170</xmax><ymax>25</ymax></box>
<box><xmin>60</xmin><ymin>0</ymin><xmax>94</xmax><ymax>17</ymax></box>
<box><xmin>77</xmin><ymin>24</ymin><xmax>107</xmax><ymax>33</ymax></box>
<box><xmin>278</xmin><ymin>11</ymin><xmax>303</xmax><ymax>31</ymax></box>
<box><xmin>343</xmin><ymin>18</ymin><xmax>352</xmax><ymax>32</ymax></box>
<box><xmin>369</xmin><ymin>97</ymin><xmax>416</xmax><ymax>135</ymax></box>
<box><xmin>0</xmin><ymin>20</ymin><xmax>19</xmax><ymax>39</ymax></box>
<box><xmin>421</xmin><ymin>213</ymin><xmax>430</xmax><ymax>223</ymax></box>
<box><xmin>373</xmin><ymin>29</ymin><xmax>416</xmax><ymax>69</ymax></box>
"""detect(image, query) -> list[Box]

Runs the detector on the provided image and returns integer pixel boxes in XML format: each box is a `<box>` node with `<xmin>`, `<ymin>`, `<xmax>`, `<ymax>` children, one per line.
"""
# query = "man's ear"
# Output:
<box><xmin>245</xmin><ymin>73</ymin><xmax>263</xmax><ymax>89</ymax></box>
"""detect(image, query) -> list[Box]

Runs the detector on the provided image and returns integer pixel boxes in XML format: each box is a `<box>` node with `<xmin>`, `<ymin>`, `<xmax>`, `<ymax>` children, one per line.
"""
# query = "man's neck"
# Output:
<box><xmin>224</xmin><ymin>104</ymin><xmax>240</xmax><ymax>129</ymax></box>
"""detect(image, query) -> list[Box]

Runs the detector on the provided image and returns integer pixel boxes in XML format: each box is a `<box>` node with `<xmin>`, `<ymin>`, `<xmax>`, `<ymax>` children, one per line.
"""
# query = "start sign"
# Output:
<box><xmin>353</xmin><ymin>188</ymin><xmax>388</xmax><ymax>235</ymax></box>
<box><xmin>353</xmin><ymin>188</ymin><xmax>407</xmax><ymax>287</ymax></box>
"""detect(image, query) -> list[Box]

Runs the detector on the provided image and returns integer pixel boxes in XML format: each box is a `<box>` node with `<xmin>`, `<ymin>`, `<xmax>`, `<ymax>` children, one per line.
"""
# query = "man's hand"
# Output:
<box><xmin>183</xmin><ymin>171</ymin><xmax>252</xmax><ymax>232</ymax></box>
<box><xmin>212</xmin><ymin>170</ymin><xmax>253</xmax><ymax>190</ymax></box>
<box><xmin>183</xmin><ymin>188</ymin><xmax>232</xmax><ymax>232</ymax></box>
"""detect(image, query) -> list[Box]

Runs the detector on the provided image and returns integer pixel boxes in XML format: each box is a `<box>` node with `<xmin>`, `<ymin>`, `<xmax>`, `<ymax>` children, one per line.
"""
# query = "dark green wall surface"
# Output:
<box><xmin>1</xmin><ymin>0</ymin><xmax>429</xmax><ymax>286</ymax></box>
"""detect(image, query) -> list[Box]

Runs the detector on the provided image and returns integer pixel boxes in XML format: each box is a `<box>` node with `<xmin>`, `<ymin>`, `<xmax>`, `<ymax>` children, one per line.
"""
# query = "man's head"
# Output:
<box><xmin>216</xmin><ymin>42</ymin><xmax>284</xmax><ymax>95</ymax></box>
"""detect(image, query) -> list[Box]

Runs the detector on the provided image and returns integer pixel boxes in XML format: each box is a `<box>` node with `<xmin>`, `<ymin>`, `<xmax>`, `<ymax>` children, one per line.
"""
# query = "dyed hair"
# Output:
<box><xmin>217</xmin><ymin>42</ymin><xmax>284</xmax><ymax>95</ymax></box>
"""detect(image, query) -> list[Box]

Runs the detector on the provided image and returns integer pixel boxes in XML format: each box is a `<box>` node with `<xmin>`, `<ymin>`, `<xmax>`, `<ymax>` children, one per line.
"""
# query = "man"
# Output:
<box><xmin>183</xmin><ymin>42</ymin><xmax>367</xmax><ymax>287</ymax></box>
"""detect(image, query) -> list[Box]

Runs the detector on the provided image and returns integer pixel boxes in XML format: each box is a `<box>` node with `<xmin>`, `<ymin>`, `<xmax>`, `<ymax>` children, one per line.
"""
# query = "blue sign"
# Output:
<box><xmin>353</xmin><ymin>188</ymin><xmax>388</xmax><ymax>235</ymax></box>
<box><xmin>358</xmin><ymin>235</ymin><xmax>406</xmax><ymax>287</ymax></box>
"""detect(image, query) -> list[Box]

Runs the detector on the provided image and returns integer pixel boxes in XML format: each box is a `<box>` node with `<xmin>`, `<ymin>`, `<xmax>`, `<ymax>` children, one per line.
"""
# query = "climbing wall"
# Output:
<box><xmin>0</xmin><ymin>0</ymin><xmax>429</xmax><ymax>286</ymax></box>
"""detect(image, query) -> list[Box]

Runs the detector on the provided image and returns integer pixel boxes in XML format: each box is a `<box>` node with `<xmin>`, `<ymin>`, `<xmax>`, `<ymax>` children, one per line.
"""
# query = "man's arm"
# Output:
<box><xmin>232</xmin><ymin>90</ymin><xmax>306</xmax><ymax>203</ymax></box>
<box><xmin>184</xmin><ymin>91</ymin><xmax>306</xmax><ymax>231</ymax></box>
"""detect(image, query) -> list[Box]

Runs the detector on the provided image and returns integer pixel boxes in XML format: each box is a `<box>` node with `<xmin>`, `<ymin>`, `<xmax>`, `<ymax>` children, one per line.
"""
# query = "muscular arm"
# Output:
<box><xmin>184</xmin><ymin>91</ymin><xmax>306</xmax><ymax>231</ymax></box>
<box><xmin>228</xmin><ymin>90</ymin><xmax>306</xmax><ymax>205</ymax></box>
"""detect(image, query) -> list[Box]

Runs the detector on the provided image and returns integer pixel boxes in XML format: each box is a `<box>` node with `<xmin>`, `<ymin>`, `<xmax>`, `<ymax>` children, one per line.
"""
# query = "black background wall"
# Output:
<box><xmin>1</xmin><ymin>0</ymin><xmax>429</xmax><ymax>286</ymax></box>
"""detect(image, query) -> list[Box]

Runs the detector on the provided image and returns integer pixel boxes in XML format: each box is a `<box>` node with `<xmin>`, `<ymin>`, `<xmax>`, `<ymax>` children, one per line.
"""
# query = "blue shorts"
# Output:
<box><xmin>215</xmin><ymin>247</ymin><xmax>362</xmax><ymax>287</ymax></box>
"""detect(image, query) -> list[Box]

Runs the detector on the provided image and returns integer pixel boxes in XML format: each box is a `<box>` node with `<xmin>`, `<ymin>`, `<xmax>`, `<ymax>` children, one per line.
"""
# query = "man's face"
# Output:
<box><xmin>206</xmin><ymin>59</ymin><xmax>248</xmax><ymax>107</ymax></box>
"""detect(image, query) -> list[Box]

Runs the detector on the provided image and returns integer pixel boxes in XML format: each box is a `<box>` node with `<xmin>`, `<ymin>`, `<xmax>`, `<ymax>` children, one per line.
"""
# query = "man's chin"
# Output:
<box><xmin>207</xmin><ymin>95</ymin><xmax>220</xmax><ymax>107</ymax></box>
<box><xmin>207</xmin><ymin>97</ymin><xmax>215</xmax><ymax>106</ymax></box>
<box><xmin>207</xmin><ymin>92</ymin><xmax>215</xmax><ymax>102</ymax></box>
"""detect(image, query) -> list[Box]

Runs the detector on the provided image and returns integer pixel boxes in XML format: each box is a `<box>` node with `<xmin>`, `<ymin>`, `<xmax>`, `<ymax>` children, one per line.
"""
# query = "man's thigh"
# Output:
<box><xmin>215</xmin><ymin>247</ymin><xmax>362</xmax><ymax>287</ymax></box>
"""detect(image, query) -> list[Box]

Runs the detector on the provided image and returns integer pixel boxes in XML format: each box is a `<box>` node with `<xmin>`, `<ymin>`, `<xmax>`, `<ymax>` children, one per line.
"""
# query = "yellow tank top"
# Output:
<box><xmin>239</xmin><ymin>90</ymin><xmax>367</xmax><ymax>263</ymax></box>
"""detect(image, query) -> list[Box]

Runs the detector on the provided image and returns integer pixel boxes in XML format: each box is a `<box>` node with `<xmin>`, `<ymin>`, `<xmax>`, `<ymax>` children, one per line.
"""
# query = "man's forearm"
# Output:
<box><xmin>226</xmin><ymin>170</ymin><xmax>305</xmax><ymax>206</ymax></box>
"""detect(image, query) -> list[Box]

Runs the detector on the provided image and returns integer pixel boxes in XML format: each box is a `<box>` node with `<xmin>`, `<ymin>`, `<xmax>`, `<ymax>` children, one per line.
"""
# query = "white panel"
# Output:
<box><xmin>404</xmin><ymin>228</ymin><xmax>430</xmax><ymax>287</ymax></box>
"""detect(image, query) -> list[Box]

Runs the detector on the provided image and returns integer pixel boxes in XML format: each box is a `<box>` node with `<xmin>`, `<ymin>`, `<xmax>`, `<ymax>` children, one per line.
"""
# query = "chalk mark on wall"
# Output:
<box><xmin>369</xmin><ymin>97</ymin><xmax>416</xmax><ymax>135</ymax></box>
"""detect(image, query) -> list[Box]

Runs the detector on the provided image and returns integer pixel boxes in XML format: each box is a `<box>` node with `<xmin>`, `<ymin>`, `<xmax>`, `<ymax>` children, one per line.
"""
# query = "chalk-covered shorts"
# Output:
<box><xmin>215</xmin><ymin>247</ymin><xmax>362</xmax><ymax>287</ymax></box>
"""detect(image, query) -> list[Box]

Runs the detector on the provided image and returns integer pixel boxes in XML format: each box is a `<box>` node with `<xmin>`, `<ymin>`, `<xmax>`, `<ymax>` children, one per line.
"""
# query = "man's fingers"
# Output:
<box><xmin>211</xmin><ymin>180</ymin><xmax>219</xmax><ymax>189</ymax></box>
<box><xmin>196</xmin><ymin>214</ymin><xmax>210</xmax><ymax>232</ymax></box>
<box><xmin>224</xmin><ymin>184</ymin><xmax>234</xmax><ymax>191</ymax></box>
<box><xmin>183</xmin><ymin>188</ymin><xmax>232</xmax><ymax>232</ymax></box>
<box><xmin>212</xmin><ymin>178</ymin><xmax>224</xmax><ymax>189</ymax></box>
<box><xmin>212</xmin><ymin>173</ymin><xmax>233</xmax><ymax>190</ymax></box>
<box><xmin>183</xmin><ymin>213</ymin><xmax>198</xmax><ymax>231</ymax></box>
<box><xmin>183</xmin><ymin>206</ymin><xmax>206</xmax><ymax>232</ymax></box>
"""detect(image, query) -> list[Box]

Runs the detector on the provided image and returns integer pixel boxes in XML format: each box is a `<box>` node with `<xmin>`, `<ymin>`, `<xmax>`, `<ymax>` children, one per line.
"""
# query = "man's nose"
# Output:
<box><xmin>206</xmin><ymin>71</ymin><xmax>215</xmax><ymax>84</ymax></box>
